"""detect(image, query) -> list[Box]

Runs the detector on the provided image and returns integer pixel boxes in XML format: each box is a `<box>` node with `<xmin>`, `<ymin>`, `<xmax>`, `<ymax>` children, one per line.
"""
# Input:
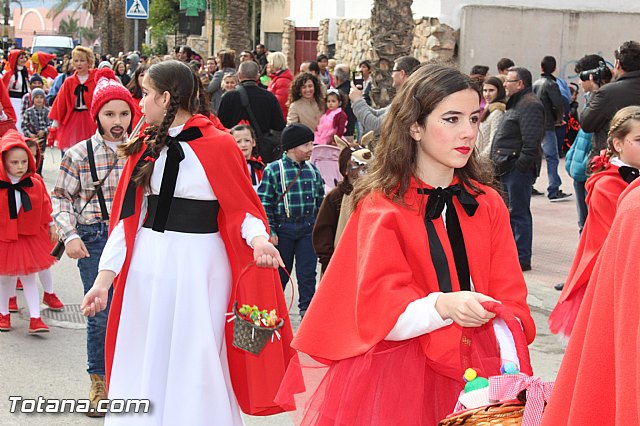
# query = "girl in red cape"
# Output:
<box><xmin>541</xmin><ymin>176</ymin><xmax>640</xmax><ymax>426</ymax></box>
<box><xmin>80</xmin><ymin>60</ymin><xmax>296</xmax><ymax>425</ymax></box>
<box><xmin>549</xmin><ymin>106</ymin><xmax>640</xmax><ymax>339</ymax></box>
<box><xmin>30</xmin><ymin>51</ymin><xmax>58</xmax><ymax>82</ymax></box>
<box><xmin>277</xmin><ymin>64</ymin><xmax>535</xmax><ymax>425</ymax></box>
<box><xmin>2</xmin><ymin>49</ymin><xmax>30</xmax><ymax>132</ymax></box>
<box><xmin>47</xmin><ymin>46</ymin><xmax>98</xmax><ymax>151</ymax></box>
<box><xmin>0</xmin><ymin>130</ymin><xmax>57</xmax><ymax>333</ymax></box>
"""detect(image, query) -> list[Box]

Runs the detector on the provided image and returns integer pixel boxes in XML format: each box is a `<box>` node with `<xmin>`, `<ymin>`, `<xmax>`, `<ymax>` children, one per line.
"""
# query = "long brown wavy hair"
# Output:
<box><xmin>351</xmin><ymin>63</ymin><xmax>494</xmax><ymax>208</ymax></box>
<box><xmin>118</xmin><ymin>60</ymin><xmax>200</xmax><ymax>190</ymax></box>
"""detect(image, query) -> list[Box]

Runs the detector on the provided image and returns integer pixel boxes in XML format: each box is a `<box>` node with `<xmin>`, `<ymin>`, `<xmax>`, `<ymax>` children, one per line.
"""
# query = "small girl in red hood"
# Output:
<box><xmin>0</xmin><ymin>130</ymin><xmax>58</xmax><ymax>333</ymax></box>
<box><xmin>231</xmin><ymin>124</ymin><xmax>264</xmax><ymax>189</ymax></box>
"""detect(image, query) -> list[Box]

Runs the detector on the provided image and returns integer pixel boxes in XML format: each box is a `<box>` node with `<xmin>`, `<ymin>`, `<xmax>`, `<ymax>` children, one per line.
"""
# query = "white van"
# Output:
<box><xmin>31</xmin><ymin>36</ymin><xmax>74</xmax><ymax>59</ymax></box>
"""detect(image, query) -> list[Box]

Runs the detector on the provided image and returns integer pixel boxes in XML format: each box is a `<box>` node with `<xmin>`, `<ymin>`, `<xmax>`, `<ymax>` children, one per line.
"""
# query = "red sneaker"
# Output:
<box><xmin>29</xmin><ymin>317</ymin><xmax>49</xmax><ymax>334</ymax></box>
<box><xmin>0</xmin><ymin>313</ymin><xmax>10</xmax><ymax>331</ymax></box>
<box><xmin>43</xmin><ymin>292</ymin><xmax>64</xmax><ymax>311</ymax></box>
<box><xmin>8</xmin><ymin>297</ymin><xmax>18</xmax><ymax>313</ymax></box>
<box><xmin>16</xmin><ymin>280</ymin><xmax>23</xmax><ymax>290</ymax></box>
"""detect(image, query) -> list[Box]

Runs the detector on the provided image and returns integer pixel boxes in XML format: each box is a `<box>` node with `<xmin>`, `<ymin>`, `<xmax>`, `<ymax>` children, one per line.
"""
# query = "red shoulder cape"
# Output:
<box><xmin>541</xmin><ymin>178</ymin><xmax>640</xmax><ymax>426</ymax></box>
<box><xmin>292</xmin><ymin>178</ymin><xmax>535</xmax><ymax>379</ymax></box>
<box><xmin>105</xmin><ymin>114</ymin><xmax>296</xmax><ymax>415</ymax></box>
<box><xmin>48</xmin><ymin>70</ymin><xmax>98</xmax><ymax>127</ymax></box>
<box><xmin>0</xmin><ymin>79</ymin><xmax>17</xmax><ymax>123</ymax></box>
<box><xmin>548</xmin><ymin>166</ymin><xmax>628</xmax><ymax>336</ymax></box>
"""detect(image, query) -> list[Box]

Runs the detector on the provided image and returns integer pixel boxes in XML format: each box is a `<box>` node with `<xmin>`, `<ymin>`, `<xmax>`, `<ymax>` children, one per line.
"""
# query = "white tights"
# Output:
<box><xmin>8</xmin><ymin>268</ymin><xmax>55</xmax><ymax>298</ymax></box>
<box><xmin>0</xmin><ymin>274</ymin><xmax>41</xmax><ymax>318</ymax></box>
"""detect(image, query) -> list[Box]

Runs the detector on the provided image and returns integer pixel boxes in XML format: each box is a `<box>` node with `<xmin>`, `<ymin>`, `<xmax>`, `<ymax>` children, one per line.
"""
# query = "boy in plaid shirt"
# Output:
<box><xmin>21</xmin><ymin>88</ymin><xmax>50</xmax><ymax>174</ymax></box>
<box><xmin>258</xmin><ymin>124</ymin><xmax>325</xmax><ymax>318</ymax></box>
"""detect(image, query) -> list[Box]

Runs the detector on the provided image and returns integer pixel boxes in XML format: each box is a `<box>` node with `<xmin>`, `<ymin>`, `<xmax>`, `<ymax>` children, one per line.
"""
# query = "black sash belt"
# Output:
<box><xmin>143</xmin><ymin>194</ymin><xmax>220</xmax><ymax>234</ymax></box>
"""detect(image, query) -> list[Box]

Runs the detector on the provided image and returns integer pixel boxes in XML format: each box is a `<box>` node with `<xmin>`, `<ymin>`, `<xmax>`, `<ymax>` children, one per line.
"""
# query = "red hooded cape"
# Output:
<box><xmin>0</xmin><ymin>129</ymin><xmax>50</xmax><ymax>242</ymax></box>
<box><xmin>48</xmin><ymin>69</ymin><xmax>98</xmax><ymax>128</ymax></box>
<box><xmin>105</xmin><ymin>114</ymin><xmax>296</xmax><ymax>415</ymax></box>
<box><xmin>1</xmin><ymin>49</ymin><xmax>30</xmax><ymax>87</ymax></box>
<box><xmin>0</xmin><ymin>78</ymin><xmax>17</xmax><ymax>125</ymax></box>
<box><xmin>293</xmin><ymin>177</ymin><xmax>535</xmax><ymax>371</ymax></box>
<box><xmin>541</xmin><ymin>178</ymin><xmax>640</xmax><ymax>426</ymax></box>
<box><xmin>31</xmin><ymin>52</ymin><xmax>58</xmax><ymax>81</ymax></box>
<box><xmin>548</xmin><ymin>165</ymin><xmax>628</xmax><ymax>337</ymax></box>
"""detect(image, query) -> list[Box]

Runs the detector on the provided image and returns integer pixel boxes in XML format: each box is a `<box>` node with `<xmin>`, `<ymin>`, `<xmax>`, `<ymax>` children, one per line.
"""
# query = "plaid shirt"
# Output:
<box><xmin>52</xmin><ymin>131</ymin><xmax>126</xmax><ymax>240</ymax></box>
<box><xmin>21</xmin><ymin>105</ymin><xmax>51</xmax><ymax>136</ymax></box>
<box><xmin>20</xmin><ymin>92</ymin><xmax>33</xmax><ymax>119</ymax></box>
<box><xmin>258</xmin><ymin>154</ymin><xmax>325</xmax><ymax>235</ymax></box>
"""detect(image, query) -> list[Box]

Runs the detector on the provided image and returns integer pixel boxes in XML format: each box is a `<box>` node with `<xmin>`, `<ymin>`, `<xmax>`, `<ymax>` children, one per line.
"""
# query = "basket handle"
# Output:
<box><xmin>460</xmin><ymin>301</ymin><xmax>533</xmax><ymax>376</ymax></box>
<box><xmin>233</xmin><ymin>261</ymin><xmax>295</xmax><ymax>314</ymax></box>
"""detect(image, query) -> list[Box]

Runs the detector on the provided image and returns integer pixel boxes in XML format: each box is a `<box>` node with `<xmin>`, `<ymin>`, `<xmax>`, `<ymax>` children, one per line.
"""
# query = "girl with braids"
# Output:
<box><xmin>81</xmin><ymin>60</ymin><xmax>296</xmax><ymax>424</ymax></box>
<box><xmin>549</xmin><ymin>105</ymin><xmax>640</xmax><ymax>339</ymax></box>
<box><xmin>277</xmin><ymin>64</ymin><xmax>534</xmax><ymax>425</ymax></box>
<box><xmin>47</xmin><ymin>46</ymin><xmax>98</xmax><ymax>151</ymax></box>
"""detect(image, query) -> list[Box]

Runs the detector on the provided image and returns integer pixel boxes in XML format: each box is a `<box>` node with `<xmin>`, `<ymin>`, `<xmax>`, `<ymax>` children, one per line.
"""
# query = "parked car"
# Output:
<box><xmin>30</xmin><ymin>36</ymin><xmax>74</xmax><ymax>63</ymax></box>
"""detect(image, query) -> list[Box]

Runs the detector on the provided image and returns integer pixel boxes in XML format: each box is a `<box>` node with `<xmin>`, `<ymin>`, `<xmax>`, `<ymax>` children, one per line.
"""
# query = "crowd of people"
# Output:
<box><xmin>0</xmin><ymin>37</ymin><xmax>639</xmax><ymax>424</ymax></box>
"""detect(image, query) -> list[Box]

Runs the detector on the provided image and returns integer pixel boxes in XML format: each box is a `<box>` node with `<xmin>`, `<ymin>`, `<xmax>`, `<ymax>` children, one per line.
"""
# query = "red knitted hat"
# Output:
<box><xmin>90</xmin><ymin>68</ymin><xmax>138</xmax><ymax>120</ymax></box>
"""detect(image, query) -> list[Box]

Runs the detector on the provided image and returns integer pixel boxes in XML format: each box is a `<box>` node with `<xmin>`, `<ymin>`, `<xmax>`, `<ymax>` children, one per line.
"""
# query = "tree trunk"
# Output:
<box><xmin>369</xmin><ymin>0</ymin><xmax>414</xmax><ymax>107</ymax></box>
<box><xmin>226</xmin><ymin>0</ymin><xmax>250</xmax><ymax>56</ymax></box>
<box><xmin>96</xmin><ymin>0</ymin><xmax>126</xmax><ymax>55</ymax></box>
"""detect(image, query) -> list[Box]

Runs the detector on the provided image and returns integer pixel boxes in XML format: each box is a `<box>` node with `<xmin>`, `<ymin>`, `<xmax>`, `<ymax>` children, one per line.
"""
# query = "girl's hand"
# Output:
<box><xmin>435</xmin><ymin>291</ymin><xmax>498</xmax><ymax>327</ymax></box>
<box><xmin>81</xmin><ymin>271</ymin><xmax>115</xmax><ymax>317</ymax></box>
<box><xmin>49</xmin><ymin>225</ymin><xmax>58</xmax><ymax>244</ymax></box>
<box><xmin>252</xmin><ymin>236</ymin><xmax>284</xmax><ymax>269</ymax></box>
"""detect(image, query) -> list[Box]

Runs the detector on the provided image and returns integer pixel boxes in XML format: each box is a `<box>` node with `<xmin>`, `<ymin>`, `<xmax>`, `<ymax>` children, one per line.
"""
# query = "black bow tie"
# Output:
<box><xmin>619</xmin><ymin>166</ymin><xmax>640</xmax><ymax>184</ymax></box>
<box><xmin>0</xmin><ymin>177</ymin><xmax>34</xmax><ymax>219</ymax></box>
<box><xmin>417</xmin><ymin>184</ymin><xmax>479</xmax><ymax>293</ymax></box>
<box><xmin>74</xmin><ymin>84</ymin><xmax>88</xmax><ymax>109</ymax></box>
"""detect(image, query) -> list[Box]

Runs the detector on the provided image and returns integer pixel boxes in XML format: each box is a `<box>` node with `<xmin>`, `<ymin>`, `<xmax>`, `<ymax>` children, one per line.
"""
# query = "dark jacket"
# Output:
<box><xmin>532</xmin><ymin>73</ymin><xmax>564</xmax><ymax>130</ymax></box>
<box><xmin>217</xmin><ymin>80</ymin><xmax>286</xmax><ymax>134</ymax></box>
<box><xmin>336</xmin><ymin>80</ymin><xmax>356</xmax><ymax>137</ymax></box>
<box><xmin>490</xmin><ymin>87</ymin><xmax>544</xmax><ymax>176</ymax></box>
<box><xmin>581</xmin><ymin>70</ymin><xmax>640</xmax><ymax>154</ymax></box>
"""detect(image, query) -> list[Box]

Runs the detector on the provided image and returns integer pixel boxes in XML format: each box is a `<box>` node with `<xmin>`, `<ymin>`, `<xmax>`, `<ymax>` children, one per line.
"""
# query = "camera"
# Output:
<box><xmin>352</xmin><ymin>71</ymin><xmax>364</xmax><ymax>89</ymax></box>
<box><xmin>579</xmin><ymin>61</ymin><xmax>611</xmax><ymax>84</ymax></box>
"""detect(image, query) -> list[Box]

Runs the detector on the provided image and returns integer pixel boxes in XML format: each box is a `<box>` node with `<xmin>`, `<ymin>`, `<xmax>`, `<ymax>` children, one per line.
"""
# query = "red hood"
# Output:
<box><xmin>0</xmin><ymin>129</ymin><xmax>36</xmax><ymax>182</ymax></box>
<box><xmin>32</xmin><ymin>51</ymin><xmax>56</xmax><ymax>73</ymax></box>
<box><xmin>7</xmin><ymin>49</ymin><xmax>23</xmax><ymax>72</ymax></box>
<box><xmin>269</xmin><ymin>68</ymin><xmax>293</xmax><ymax>82</ymax></box>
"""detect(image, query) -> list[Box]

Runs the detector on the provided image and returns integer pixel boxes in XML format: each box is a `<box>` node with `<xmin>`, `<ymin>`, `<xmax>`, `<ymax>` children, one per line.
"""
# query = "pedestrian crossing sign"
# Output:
<box><xmin>126</xmin><ymin>0</ymin><xmax>149</xmax><ymax>19</ymax></box>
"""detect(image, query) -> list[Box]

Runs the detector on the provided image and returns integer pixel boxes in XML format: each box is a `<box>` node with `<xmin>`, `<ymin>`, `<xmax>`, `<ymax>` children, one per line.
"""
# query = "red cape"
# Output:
<box><xmin>1</xmin><ymin>49</ymin><xmax>29</xmax><ymax>87</ymax></box>
<box><xmin>31</xmin><ymin>52</ymin><xmax>58</xmax><ymax>80</ymax></box>
<box><xmin>293</xmin><ymin>178</ymin><xmax>535</xmax><ymax>377</ymax></box>
<box><xmin>542</xmin><ymin>178</ymin><xmax>640</xmax><ymax>426</ymax></box>
<box><xmin>105</xmin><ymin>114</ymin><xmax>296</xmax><ymax>415</ymax></box>
<box><xmin>0</xmin><ymin>79</ymin><xmax>17</xmax><ymax>123</ymax></box>
<box><xmin>548</xmin><ymin>165</ymin><xmax>628</xmax><ymax>337</ymax></box>
<box><xmin>48</xmin><ymin>69</ymin><xmax>98</xmax><ymax>127</ymax></box>
<box><xmin>0</xmin><ymin>130</ymin><xmax>50</xmax><ymax>242</ymax></box>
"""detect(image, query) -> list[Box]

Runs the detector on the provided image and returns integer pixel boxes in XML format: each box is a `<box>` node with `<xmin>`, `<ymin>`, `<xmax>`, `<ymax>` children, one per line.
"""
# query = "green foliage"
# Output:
<box><xmin>149</xmin><ymin>0</ymin><xmax>179</xmax><ymax>46</ymax></box>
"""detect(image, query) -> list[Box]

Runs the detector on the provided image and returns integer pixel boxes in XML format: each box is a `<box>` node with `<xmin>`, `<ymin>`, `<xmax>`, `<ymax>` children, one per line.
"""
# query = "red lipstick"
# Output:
<box><xmin>455</xmin><ymin>147</ymin><xmax>471</xmax><ymax>154</ymax></box>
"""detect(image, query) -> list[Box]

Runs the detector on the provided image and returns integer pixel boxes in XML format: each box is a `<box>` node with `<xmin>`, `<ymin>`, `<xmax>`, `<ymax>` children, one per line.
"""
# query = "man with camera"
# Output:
<box><xmin>581</xmin><ymin>41</ymin><xmax>640</xmax><ymax>153</ymax></box>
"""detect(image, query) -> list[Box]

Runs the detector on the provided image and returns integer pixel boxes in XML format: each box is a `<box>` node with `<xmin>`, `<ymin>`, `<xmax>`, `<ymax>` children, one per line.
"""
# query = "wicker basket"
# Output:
<box><xmin>439</xmin><ymin>302</ymin><xmax>534</xmax><ymax>426</ymax></box>
<box><xmin>232</xmin><ymin>301</ymin><xmax>285</xmax><ymax>355</ymax></box>
<box><xmin>231</xmin><ymin>262</ymin><xmax>292</xmax><ymax>355</ymax></box>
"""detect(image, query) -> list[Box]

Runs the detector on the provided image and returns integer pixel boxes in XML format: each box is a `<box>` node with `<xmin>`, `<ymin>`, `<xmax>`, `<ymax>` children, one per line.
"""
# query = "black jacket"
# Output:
<box><xmin>532</xmin><ymin>73</ymin><xmax>564</xmax><ymax>130</ymax></box>
<box><xmin>217</xmin><ymin>80</ymin><xmax>286</xmax><ymax>133</ymax></box>
<box><xmin>490</xmin><ymin>88</ymin><xmax>544</xmax><ymax>176</ymax></box>
<box><xmin>581</xmin><ymin>69</ymin><xmax>640</xmax><ymax>153</ymax></box>
<box><xmin>336</xmin><ymin>80</ymin><xmax>356</xmax><ymax>137</ymax></box>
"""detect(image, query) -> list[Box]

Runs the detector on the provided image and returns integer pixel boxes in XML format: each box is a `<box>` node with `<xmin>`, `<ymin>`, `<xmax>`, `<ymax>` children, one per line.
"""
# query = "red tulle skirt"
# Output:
<box><xmin>0</xmin><ymin>232</ymin><xmax>56</xmax><ymax>276</ymax></box>
<box><xmin>57</xmin><ymin>109</ymin><xmax>97</xmax><ymax>150</ymax></box>
<box><xmin>278</xmin><ymin>339</ymin><xmax>463</xmax><ymax>426</ymax></box>
<box><xmin>548</xmin><ymin>285</ymin><xmax>587</xmax><ymax>339</ymax></box>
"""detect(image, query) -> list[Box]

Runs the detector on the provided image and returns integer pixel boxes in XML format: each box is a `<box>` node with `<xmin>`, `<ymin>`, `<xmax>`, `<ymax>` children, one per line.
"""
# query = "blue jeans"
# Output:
<box><xmin>500</xmin><ymin>168</ymin><xmax>535</xmax><ymax>266</ymax></box>
<box><xmin>573</xmin><ymin>180</ymin><xmax>588</xmax><ymax>233</ymax></box>
<box><xmin>275</xmin><ymin>216</ymin><xmax>317</xmax><ymax>312</ymax></box>
<box><xmin>76</xmin><ymin>223</ymin><xmax>113</xmax><ymax>376</ymax></box>
<box><xmin>542</xmin><ymin>130</ymin><xmax>562</xmax><ymax>197</ymax></box>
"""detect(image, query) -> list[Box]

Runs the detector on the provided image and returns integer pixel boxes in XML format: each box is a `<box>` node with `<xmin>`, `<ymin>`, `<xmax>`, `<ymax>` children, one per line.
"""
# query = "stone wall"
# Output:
<box><xmin>314</xmin><ymin>17</ymin><xmax>457</xmax><ymax>68</ymax></box>
<box><xmin>281</xmin><ymin>19</ymin><xmax>296</xmax><ymax>71</ymax></box>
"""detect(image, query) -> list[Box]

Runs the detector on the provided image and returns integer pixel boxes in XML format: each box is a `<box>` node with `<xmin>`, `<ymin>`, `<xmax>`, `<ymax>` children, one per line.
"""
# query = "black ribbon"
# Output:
<box><xmin>0</xmin><ymin>177</ymin><xmax>34</xmax><ymax>219</ymax></box>
<box><xmin>74</xmin><ymin>84</ymin><xmax>88</xmax><ymax>109</ymax></box>
<box><xmin>619</xmin><ymin>166</ymin><xmax>640</xmax><ymax>184</ymax></box>
<box><xmin>417</xmin><ymin>184</ymin><xmax>479</xmax><ymax>293</ymax></box>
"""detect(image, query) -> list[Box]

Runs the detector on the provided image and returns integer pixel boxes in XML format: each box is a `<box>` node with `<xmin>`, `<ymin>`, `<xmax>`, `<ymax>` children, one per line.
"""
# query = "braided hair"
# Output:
<box><xmin>592</xmin><ymin>105</ymin><xmax>640</xmax><ymax>173</ymax></box>
<box><xmin>120</xmin><ymin>60</ymin><xmax>200</xmax><ymax>189</ymax></box>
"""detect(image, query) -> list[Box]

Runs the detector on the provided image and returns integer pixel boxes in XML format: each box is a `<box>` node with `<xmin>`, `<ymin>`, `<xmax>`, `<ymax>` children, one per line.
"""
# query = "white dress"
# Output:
<box><xmin>100</xmin><ymin>126</ymin><xmax>268</xmax><ymax>425</ymax></box>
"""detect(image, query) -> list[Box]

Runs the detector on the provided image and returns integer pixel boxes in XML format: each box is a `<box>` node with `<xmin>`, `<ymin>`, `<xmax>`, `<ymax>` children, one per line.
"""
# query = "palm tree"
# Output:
<box><xmin>58</xmin><ymin>15</ymin><xmax>80</xmax><ymax>38</ymax></box>
<box><xmin>226</xmin><ymin>0</ymin><xmax>250</xmax><ymax>54</ymax></box>
<box><xmin>369</xmin><ymin>0</ymin><xmax>414</xmax><ymax>107</ymax></box>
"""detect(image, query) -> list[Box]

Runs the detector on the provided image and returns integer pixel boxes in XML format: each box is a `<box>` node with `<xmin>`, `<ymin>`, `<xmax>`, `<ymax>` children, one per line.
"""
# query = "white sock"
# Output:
<box><xmin>0</xmin><ymin>276</ymin><xmax>17</xmax><ymax>315</ymax></box>
<box><xmin>38</xmin><ymin>268</ymin><xmax>54</xmax><ymax>294</ymax></box>
<box><xmin>20</xmin><ymin>274</ymin><xmax>41</xmax><ymax>319</ymax></box>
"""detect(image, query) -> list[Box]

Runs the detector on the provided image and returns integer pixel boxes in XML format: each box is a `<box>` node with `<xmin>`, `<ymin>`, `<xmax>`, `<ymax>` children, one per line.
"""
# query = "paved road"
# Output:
<box><xmin>0</xmin><ymin>149</ymin><xmax>576</xmax><ymax>425</ymax></box>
